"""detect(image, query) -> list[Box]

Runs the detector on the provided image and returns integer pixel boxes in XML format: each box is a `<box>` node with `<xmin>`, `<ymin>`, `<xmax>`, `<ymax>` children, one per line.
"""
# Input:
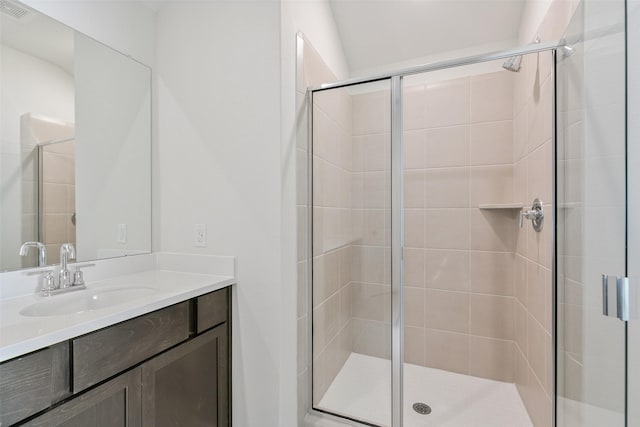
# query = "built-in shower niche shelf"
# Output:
<box><xmin>559</xmin><ymin>202</ymin><xmax>583</xmax><ymax>209</ymax></box>
<box><xmin>478</xmin><ymin>203</ymin><xmax>524</xmax><ymax>210</ymax></box>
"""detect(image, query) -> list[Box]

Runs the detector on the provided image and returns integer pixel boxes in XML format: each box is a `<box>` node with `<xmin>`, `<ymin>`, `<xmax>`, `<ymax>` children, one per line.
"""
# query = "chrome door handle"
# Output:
<box><xmin>602</xmin><ymin>274</ymin><xmax>638</xmax><ymax>321</ymax></box>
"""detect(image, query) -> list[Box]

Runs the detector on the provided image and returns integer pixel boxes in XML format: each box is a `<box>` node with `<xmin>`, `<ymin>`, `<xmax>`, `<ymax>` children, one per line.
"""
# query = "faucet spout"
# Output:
<box><xmin>59</xmin><ymin>243</ymin><xmax>76</xmax><ymax>288</ymax></box>
<box><xmin>19</xmin><ymin>242</ymin><xmax>47</xmax><ymax>267</ymax></box>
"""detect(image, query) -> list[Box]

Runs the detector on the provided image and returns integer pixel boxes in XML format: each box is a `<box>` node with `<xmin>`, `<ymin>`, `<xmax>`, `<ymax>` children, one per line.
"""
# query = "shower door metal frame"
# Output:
<box><xmin>307</xmin><ymin>39</ymin><xmax>563</xmax><ymax>427</ymax></box>
<box><xmin>390</xmin><ymin>75</ymin><xmax>404</xmax><ymax>427</ymax></box>
<box><xmin>308</xmin><ymin>40</ymin><xmax>561</xmax><ymax>93</ymax></box>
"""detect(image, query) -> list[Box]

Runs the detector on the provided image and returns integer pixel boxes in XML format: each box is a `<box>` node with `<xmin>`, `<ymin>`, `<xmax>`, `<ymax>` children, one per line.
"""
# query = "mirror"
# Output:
<box><xmin>0</xmin><ymin>1</ymin><xmax>151</xmax><ymax>271</ymax></box>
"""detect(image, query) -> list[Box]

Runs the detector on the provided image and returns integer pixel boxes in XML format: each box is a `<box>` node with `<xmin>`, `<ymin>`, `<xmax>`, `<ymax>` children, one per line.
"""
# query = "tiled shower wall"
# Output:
<box><xmin>295</xmin><ymin>36</ymin><xmax>354</xmax><ymax>414</ymax></box>
<box><xmin>399</xmin><ymin>73</ymin><xmax>519</xmax><ymax>382</ymax></box>
<box><xmin>513</xmin><ymin>50</ymin><xmax>554</xmax><ymax>427</ymax></box>
<box><xmin>513</xmin><ymin>1</ymin><xmax>579</xmax><ymax>425</ymax></box>
<box><xmin>311</xmin><ymin>85</ymin><xmax>354</xmax><ymax>404</ymax></box>
<box><xmin>349</xmin><ymin>90</ymin><xmax>392</xmax><ymax>359</ymax></box>
<box><xmin>348</xmin><ymin>73</ymin><xmax>522</xmax><ymax>385</ymax></box>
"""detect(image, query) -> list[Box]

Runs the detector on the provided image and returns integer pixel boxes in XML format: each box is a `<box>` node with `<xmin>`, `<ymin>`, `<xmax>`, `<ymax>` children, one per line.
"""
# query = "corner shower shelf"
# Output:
<box><xmin>478</xmin><ymin>203</ymin><xmax>524</xmax><ymax>210</ymax></box>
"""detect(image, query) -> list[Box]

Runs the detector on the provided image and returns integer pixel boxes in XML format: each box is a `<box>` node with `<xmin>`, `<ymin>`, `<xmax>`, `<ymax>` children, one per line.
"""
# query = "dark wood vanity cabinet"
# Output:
<box><xmin>0</xmin><ymin>344</ymin><xmax>70</xmax><ymax>426</ymax></box>
<box><xmin>23</xmin><ymin>368</ymin><xmax>142</xmax><ymax>427</ymax></box>
<box><xmin>142</xmin><ymin>324</ymin><xmax>229</xmax><ymax>427</ymax></box>
<box><xmin>0</xmin><ymin>287</ymin><xmax>230</xmax><ymax>427</ymax></box>
<box><xmin>73</xmin><ymin>302</ymin><xmax>191</xmax><ymax>393</ymax></box>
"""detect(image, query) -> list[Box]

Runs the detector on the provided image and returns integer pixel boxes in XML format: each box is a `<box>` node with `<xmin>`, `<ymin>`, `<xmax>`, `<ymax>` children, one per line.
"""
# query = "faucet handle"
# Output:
<box><xmin>73</xmin><ymin>269</ymin><xmax>86</xmax><ymax>287</ymax></box>
<box><xmin>41</xmin><ymin>272</ymin><xmax>57</xmax><ymax>296</ymax></box>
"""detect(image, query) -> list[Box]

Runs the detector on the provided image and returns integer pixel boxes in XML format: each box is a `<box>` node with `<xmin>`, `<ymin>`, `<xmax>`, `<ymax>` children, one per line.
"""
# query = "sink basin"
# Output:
<box><xmin>20</xmin><ymin>286</ymin><xmax>156</xmax><ymax>317</ymax></box>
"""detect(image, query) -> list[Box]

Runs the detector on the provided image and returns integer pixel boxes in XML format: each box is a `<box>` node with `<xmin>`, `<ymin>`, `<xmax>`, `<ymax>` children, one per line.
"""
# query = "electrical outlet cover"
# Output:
<box><xmin>195</xmin><ymin>224</ymin><xmax>207</xmax><ymax>247</ymax></box>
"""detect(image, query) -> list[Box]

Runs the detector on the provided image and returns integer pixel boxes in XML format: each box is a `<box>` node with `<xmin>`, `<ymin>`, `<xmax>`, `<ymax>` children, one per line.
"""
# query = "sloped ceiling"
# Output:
<box><xmin>329</xmin><ymin>0</ymin><xmax>527</xmax><ymax>74</ymax></box>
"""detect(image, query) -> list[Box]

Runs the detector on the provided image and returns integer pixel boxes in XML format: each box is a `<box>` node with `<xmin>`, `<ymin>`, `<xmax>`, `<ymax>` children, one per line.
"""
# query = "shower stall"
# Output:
<box><xmin>298</xmin><ymin>1</ymin><xmax>635</xmax><ymax>425</ymax></box>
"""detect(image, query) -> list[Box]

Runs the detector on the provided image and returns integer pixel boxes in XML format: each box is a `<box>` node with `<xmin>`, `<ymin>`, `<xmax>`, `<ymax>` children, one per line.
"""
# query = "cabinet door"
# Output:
<box><xmin>141</xmin><ymin>324</ymin><xmax>229</xmax><ymax>427</ymax></box>
<box><xmin>23</xmin><ymin>367</ymin><xmax>141</xmax><ymax>427</ymax></box>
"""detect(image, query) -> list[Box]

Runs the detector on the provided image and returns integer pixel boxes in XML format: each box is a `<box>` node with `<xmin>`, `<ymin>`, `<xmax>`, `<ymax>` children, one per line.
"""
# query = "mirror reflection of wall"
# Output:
<box><xmin>22</xmin><ymin>115</ymin><xmax>76</xmax><ymax>267</ymax></box>
<box><xmin>0</xmin><ymin>0</ymin><xmax>151</xmax><ymax>272</ymax></box>
<box><xmin>74</xmin><ymin>32</ymin><xmax>151</xmax><ymax>262</ymax></box>
<box><xmin>0</xmin><ymin>10</ymin><xmax>75</xmax><ymax>270</ymax></box>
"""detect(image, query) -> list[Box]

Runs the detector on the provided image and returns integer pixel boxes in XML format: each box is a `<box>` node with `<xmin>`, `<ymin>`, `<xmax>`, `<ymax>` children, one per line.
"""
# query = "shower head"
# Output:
<box><xmin>502</xmin><ymin>55</ymin><xmax>522</xmax><ymax>72</ymax></box>
<box><xmin>502</xmin><ymin>36</ymin><xmax>541</xmax><ymax>73</ymax></box>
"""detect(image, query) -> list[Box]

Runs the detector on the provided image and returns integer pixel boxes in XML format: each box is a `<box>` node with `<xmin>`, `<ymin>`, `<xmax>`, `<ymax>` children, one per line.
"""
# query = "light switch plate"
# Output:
<box><xmin>118</xmin><ymin>223</ymin><xmax>127</xmax><ymax>244</ymax></box>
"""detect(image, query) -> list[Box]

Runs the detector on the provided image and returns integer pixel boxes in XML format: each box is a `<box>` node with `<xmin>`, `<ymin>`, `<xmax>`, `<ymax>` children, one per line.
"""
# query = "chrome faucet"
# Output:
<box><xmin>59</xmin><ymin>243</ymin><xmax>76</xmax><ymax>288</ymax></box>
<box><xmin>19</xmin><ymin>242</ymin><xmax>47</xmax><ymax>267</ymax></box>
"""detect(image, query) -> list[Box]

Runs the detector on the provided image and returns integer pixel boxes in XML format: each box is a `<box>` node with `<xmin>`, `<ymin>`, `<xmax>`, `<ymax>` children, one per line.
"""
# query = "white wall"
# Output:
<box><xmin>155</xmin><ymin>2</ymin><xmax>283</xmax><ymax>426</ymax></box>
<box><xmin>0</xmin><ymin>45</ymin><xmax>74</xmax><ymax>270</ymax></box>
<box><xmin>21</xmin><ymin>0</ymin><xmax>156</xmax><ymax>67</ymax></box>
<box><xmin>518</xmin><ymin>0</ymin><xmax>554</xmax><ymax>44</ymax></box>
<box><xmin>282</xmin><ymin>0</ymin><xmax>349</xmax><ymax>80</ymax></box>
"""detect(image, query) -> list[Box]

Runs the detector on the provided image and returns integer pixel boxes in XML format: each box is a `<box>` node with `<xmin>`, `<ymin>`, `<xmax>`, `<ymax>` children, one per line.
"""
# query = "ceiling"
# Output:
<box><xmin>1</xmin><ymin>0</ymin><xmax>526</xmax><ymax>77</ymax></box>
<box><xmin>329</xmin><ymin>0</ymin><xmax>527</xmax><ymax>74</ymax></box>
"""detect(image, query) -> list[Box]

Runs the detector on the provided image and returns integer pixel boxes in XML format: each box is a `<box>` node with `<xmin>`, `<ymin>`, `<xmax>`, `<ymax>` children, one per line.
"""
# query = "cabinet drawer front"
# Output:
<box><xmin>73</xmin><ymin>302</ymin><xmax>189</xmax><ymax>392</ymax></box>
<box><xmin>197</xmin><ymin>288</ymin><xmax>228</xmax><ymax>333</ymax></box>
<box><xmin>0</xmin><ymin>344</ymin><xmax>69</xmax><ymax>426</ymax></box>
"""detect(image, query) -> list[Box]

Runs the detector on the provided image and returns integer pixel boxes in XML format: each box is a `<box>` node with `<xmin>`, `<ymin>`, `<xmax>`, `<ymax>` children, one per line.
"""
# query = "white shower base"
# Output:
<box><xmin>317</xmin><ymin>353</ymin><xmax>533</xmax><ymax>427</ymax></box>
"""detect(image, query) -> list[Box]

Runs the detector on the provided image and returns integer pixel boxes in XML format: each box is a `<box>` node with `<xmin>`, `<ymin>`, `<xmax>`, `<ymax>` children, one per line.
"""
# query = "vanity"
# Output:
<box><xmin>0</xmin><ymin>254</ymin><xmax>235</xmax><ymax>427</ymax></box>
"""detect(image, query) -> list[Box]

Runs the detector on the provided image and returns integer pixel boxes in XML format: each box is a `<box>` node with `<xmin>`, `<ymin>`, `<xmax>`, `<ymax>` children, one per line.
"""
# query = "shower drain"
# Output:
<box><xmin>412</xmin><ymin>402</ymin><xmax>432</xmax><ymax>415</ymax></box>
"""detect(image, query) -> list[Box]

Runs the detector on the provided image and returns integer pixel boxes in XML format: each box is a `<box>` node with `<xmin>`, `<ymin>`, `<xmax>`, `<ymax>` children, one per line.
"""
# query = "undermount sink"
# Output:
<box><xmin>20</xmin><ymin>286</ymin><xmax>156</xmax><ymax>317</ymax></box>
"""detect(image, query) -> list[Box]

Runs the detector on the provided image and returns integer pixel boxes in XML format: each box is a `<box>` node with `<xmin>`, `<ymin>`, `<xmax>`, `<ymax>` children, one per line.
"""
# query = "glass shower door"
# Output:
<box><xmin>311</xmin><ymin>80</ymin><xmax>393</xmax><ymax>427</ymax></box>
<box><xmin>556</xmin><ymin>0</ymin><xmax>629</xmax><ymax>425</ymax></box>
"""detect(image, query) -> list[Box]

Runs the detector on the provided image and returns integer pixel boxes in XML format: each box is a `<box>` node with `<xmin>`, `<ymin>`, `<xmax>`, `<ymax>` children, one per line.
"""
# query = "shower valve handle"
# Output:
<box><xmin>519</xmin><ymin>209</ymin><xmax>541</xmax><ymax>227</ymax></box>
<box><xmin>520</xmin><ymin>199</ymin><xmax>544</xmax><ymax>232</ymax></box>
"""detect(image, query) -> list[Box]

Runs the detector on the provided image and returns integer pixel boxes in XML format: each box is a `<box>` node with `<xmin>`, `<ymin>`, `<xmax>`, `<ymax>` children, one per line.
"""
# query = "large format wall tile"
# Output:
<box><xmin>425</xmin><ymin>125</ymin><xmax>469</xmax><ymax>168</ymax></box>
<box><xmin>424</xmin><ymin>329</ymin><xmax>469</xmax><ymax>375</ymax></box>
<box><xmin>469</xmin><ymin>336</ymin><xmax>515</xmax><ymax>382</ymax></box>
<box><xmin>426</xmin><ymin>79</ymin><xmax>470</xmax><ymax>128</ymax></box>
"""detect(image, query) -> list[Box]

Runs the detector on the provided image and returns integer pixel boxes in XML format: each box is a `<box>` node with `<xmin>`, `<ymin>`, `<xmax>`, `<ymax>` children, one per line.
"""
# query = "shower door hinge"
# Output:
<box><xmin>602</xmin><ymin>275</ymin><xmax>638</xmax><ymax>321</ymax></box>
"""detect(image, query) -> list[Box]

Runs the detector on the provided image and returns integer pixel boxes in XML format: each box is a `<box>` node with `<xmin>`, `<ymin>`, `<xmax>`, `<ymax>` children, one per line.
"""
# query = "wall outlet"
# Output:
<box><xmin>195</xmin><ymin>224</ymin><xmax>207</xmax><ymax>247</ymax></box>
<box><xmin>117</xmin><ymin>223</ymin><xmax>127</xmax><ymax>244</ymax></box>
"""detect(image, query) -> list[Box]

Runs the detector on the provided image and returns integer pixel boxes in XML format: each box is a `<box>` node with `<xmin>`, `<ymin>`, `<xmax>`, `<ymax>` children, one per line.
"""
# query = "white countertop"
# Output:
<box><xmin>0</xmin><ymin>267</ymin><xmax>235</xmax><ymax>363</ymax></box>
